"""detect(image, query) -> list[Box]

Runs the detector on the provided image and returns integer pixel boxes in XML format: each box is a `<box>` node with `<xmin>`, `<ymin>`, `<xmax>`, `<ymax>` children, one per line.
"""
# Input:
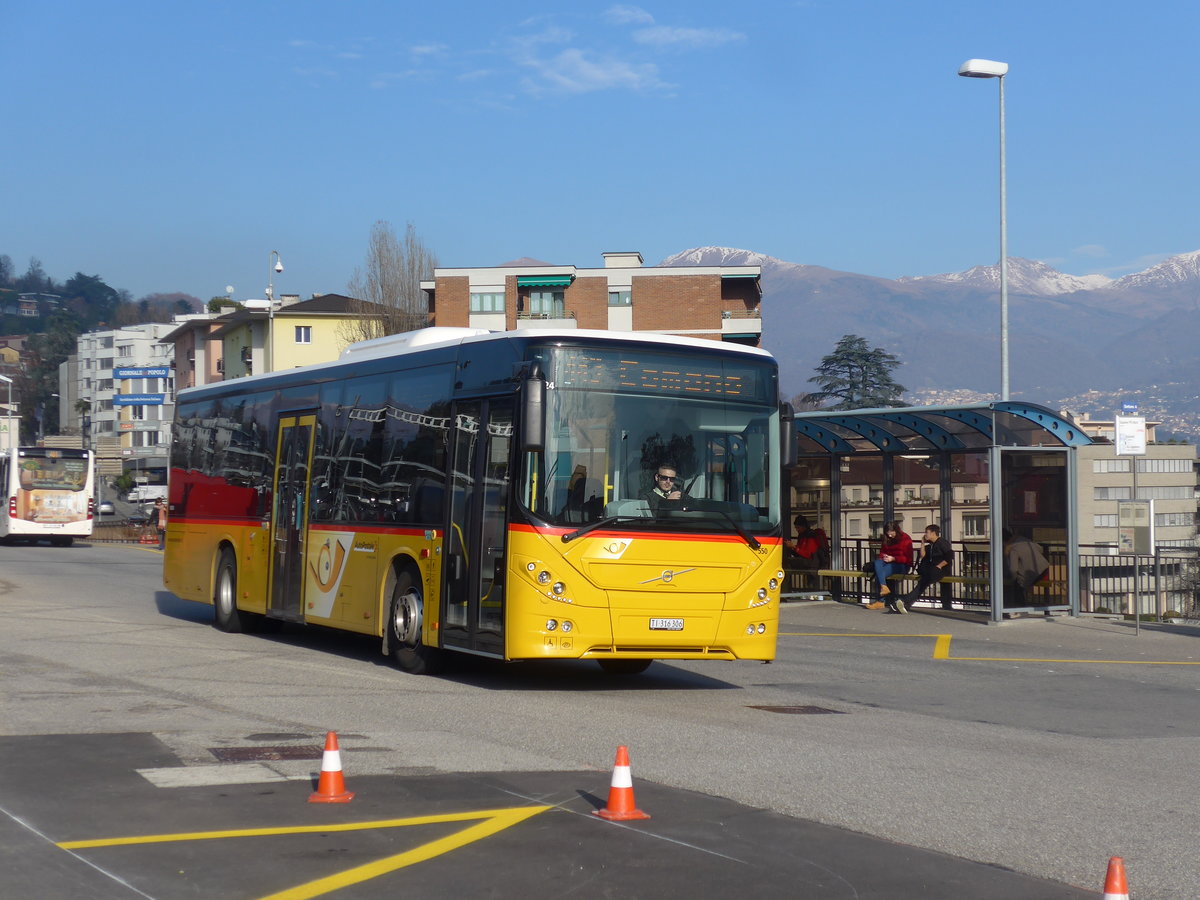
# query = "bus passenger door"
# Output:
<box><xmin>441</xmin><ymin>398</ymin><xmax>513</xmax><ymax>657</ymax></box>
<box><xmin>269</xmin><ymin>414</ymin><xmax>316</xmax><ymax>620</ymax></box>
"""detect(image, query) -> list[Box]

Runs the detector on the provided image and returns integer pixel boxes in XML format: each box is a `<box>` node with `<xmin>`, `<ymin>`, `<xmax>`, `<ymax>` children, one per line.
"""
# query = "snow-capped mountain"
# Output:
<box><xmin>660</xmin><ymin>247</ymin><xmax>790</xmax><ymax>269</ymax></box>
<box><xmin>657</xmin><ymin>245</ymin><xmax>1200</xmax><ymax>438</ymax></box>
<box><xmin>1111</xmin><ymin>249</ymin><xmax>1200</xmax><ymax>290</ymax></box>
<box><xmin>898</xmin><ymin>257</ymin><xmax>1112</xmax><ymax>296</ymax></box>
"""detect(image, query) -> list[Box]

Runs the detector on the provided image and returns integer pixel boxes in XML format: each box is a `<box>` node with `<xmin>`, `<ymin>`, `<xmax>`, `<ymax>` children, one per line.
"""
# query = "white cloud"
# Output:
<box><xmin>520</xmin><ymin>47</ymin><xmax>670</xmax><ymax>95</ymax></box>
<box><xmin>410</xmin><ymin>43</ymin><xmax>448</xmax><ymax>57</ymax></box>
<box><xmin>632</xmin><ymin>25</ymin><xmax>746</xmax><ymax>49</ymax></box>
<box><xmin>605</xmin><ymin>5</ymin><xmax>655</xmax><ymax>25</ymax></box>
<box><xmin>1072</xmin><ymin>244</ymin><xmax>1109</xmax><ymax>258</ymax></box>
<box><xmin>370</xmin><ymin>71</ymin><xmax>424</xmax><ymax>89</ymax></box>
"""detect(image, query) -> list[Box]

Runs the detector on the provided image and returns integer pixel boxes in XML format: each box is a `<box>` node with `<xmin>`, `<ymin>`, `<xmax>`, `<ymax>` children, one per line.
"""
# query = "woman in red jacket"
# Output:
<box><xmin>872</xmin><ymin>521</ymin><xmax>913</xmax><ymax>604</ymax></box>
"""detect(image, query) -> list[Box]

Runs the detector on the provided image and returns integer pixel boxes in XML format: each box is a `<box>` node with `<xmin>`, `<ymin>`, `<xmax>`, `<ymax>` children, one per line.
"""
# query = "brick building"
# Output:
<box><xmin>421</xmin><ymin>251</ymin><xmax>762</xmax><ymax>346</ymax></box>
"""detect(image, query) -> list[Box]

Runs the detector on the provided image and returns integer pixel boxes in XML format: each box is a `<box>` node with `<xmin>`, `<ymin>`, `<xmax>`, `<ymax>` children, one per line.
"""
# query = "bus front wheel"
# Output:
<box><xmin>388</xmin><ymin>570</ymin><xmax>443</xmax><ymax>675</ymax></box>
<box><xmin>213</xmin><ymin>549</ymin><xmax>246</xmax><ymax>633</ymax></box>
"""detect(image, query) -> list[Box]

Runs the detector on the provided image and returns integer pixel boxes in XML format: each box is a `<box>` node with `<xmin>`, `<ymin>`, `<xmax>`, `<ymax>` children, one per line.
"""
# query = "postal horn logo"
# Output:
<box><xmin>311</xmin><ymin>537</ymin><xmax>348</xmax><ymax>591</ymax></box>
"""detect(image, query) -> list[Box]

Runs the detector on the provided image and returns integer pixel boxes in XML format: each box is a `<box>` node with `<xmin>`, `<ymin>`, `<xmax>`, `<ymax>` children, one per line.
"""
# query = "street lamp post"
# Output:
<box><xmin>266</xmin><ymin>250</ymin><xmax>283</xmax><ymax>373</ymax></box>
<box><xmin>959</xmin><ymin>58</ymin><xmax>1009</xmax><ymax>401</ymax></box>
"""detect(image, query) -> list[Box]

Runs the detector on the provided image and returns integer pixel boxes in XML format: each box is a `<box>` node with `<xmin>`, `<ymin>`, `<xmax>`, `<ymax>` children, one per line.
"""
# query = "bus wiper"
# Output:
<box><xmin>673</xmin><ymin>506</ymin><xmax>762</xmax><ymax>551</ymax></box>
<box><xmin>561</xmin><ymin>516</ymin><xmax>645</xmax><ymax>544</ymax></box>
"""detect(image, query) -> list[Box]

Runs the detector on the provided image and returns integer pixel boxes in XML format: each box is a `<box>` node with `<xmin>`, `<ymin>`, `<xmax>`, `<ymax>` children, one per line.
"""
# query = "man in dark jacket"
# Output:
<box><xmin>892</xmin><ymin>524</ymin><xmax>952</xmax><ymax>614</ymax></box>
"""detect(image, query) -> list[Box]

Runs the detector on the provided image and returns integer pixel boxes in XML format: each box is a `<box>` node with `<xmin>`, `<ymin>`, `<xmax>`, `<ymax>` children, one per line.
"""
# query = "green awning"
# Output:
<box><xmin>517</xmin><ymin>275</ymin><xmax>573</xmax><ymax>288</ymax></box>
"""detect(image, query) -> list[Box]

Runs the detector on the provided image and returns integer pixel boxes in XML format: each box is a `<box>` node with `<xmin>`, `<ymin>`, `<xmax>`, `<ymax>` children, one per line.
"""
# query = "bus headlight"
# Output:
<box><xmin>768</xmin><ymin>578</ymin><xmax>779</xmax><ymax>591</ymax></box>
<box><xmin>527</xmin><ymin>562</ymin><xmax>537</xmax><ymax>572</ymax></box>
<box><xmin>546</xmin><ymin>619</ymin><xmax>558</xmax><ymax>631</ymax></box>
<box><xmin>757</xmin><ymin>588</ymin><xmax>767</xmax><ymax>600</ymax></box>
<box><xmin>757</xmin><ymin>623</ymin><xmax>767</xmax><ymax>634</ymax></box>
<box><xmin>537</xmin><ymin>570</ymin><xmax>551</xmax><ymax>584</ymax></box>
<box><xmin>552</xmin><ymin>582</ymin><xmax>566</xmax><ymax>595</ymax></box>
<box><xmin>560</xmin><ymin>621</ymin><xmax>573</xmax><ymax>633</ymax></box>
<box><xmin>746</xmin><ymin>624</ymin><xmax>755</xmax><ymax>635</ymax></box>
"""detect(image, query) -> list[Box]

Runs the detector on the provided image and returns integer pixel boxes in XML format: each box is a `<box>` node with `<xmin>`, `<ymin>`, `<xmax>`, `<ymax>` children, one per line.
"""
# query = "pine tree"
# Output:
<box><xmin>805</xmin><ymin>334</ymin><xmax>906</xmax><ymax>410</ymax></box>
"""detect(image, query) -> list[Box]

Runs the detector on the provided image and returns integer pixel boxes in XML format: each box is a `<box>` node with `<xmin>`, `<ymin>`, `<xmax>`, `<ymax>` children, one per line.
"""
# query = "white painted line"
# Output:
<box><xmin>137</xmin><ymin>763</ymin><xmax>307</xmax><ymax>788</ymax></box>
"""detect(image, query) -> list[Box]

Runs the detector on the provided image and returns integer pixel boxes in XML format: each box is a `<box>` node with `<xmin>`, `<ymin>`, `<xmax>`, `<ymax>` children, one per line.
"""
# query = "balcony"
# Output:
<box><xmin>721</xmin><ymin>308</ymin><xmax>762</xmax><ymax>335</ymax></box>
<box><xmin>516</xmin><ymin>310</ymin><xmax>577</xmax><ymax>329</ymax></box>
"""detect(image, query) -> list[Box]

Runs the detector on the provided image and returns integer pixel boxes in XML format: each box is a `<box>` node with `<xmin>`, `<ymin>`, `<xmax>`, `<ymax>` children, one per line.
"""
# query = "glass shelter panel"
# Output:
<box><xmin>1001</xmin><ymin>450</ymin><xmax>1069</xmax><ymax>609</ymax></box>
<box><xmin>892</xmin><ymin>455</ymin><xmax>939</xmax><ymax>537</ymax></box>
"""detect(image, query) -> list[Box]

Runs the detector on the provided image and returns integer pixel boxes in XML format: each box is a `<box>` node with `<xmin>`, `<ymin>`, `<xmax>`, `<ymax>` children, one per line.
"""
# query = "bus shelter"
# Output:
<box><xmin>788</xmin><ymin>402</ymin><xmax>1093</xmax><ymax>623</ymax></box>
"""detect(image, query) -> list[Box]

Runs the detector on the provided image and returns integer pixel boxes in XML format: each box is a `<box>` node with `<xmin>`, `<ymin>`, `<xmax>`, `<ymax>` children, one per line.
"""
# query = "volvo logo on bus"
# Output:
<box><xmin>641</xmin><ymin>567</ymin><xmax>696</xmax><ymax>585</ymax></box>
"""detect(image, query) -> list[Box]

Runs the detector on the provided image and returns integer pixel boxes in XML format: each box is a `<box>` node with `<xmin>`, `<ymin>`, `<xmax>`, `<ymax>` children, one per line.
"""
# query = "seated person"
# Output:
<box><xmin>641</xmin><ymin>463</ymin><xmax>689</xmax><ymax>511</ymax></box>
<box><xmin>784</xmin><ymin>515</ymin><xmax>830</xmax><ymax>571</ymax></box>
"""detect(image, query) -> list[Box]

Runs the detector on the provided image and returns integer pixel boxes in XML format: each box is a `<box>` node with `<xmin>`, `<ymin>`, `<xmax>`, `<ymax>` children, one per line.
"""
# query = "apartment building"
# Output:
<box><xmin>61</xmin><ymin>323</ymin><xmax>175</xmax><ymax>473</ymax></box>
<box><xmin>1071</xmin><ymin>414</ymin><xmax>1198</xmax><ymax>548</ymax></box>
<box><xmin>421</xmin><ymin>251</ymin><xmax>763</xmax><ymax>346</ymax></box>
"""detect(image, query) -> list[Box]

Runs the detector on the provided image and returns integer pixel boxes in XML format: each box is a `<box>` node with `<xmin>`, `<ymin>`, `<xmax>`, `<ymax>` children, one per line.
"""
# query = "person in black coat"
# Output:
<box><xmin>892</xmin><ymin>524</ymin><xmax>952</xmax><ymax>614</ymax></box>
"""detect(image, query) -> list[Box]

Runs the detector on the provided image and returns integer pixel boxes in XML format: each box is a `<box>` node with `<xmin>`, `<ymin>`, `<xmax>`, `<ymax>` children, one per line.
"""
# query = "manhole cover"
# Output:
<box><xmin>747</xmin><ymin>705</ymin><xmax>846</xmax><ymax>715</ymax></box>
<box><xmin>209</xmin><ymin>746</ymin><xmax>323</xmax><ymax>762</ymax></box>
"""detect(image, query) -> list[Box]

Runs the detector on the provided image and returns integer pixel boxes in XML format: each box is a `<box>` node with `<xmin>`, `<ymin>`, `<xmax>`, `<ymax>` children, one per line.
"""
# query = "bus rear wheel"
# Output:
<box><xmin>213</xmin><ymin>548</ymin><xmax>246</xmax><ymax>633</ymax></box>
<box><xmin>597</xmin><ymin>659</ymin><xmax>653</xmax><ymax>675</ymax></box>
<box><xmin>388</xmin><ymin>569</ymin><xmax>443</xmax><ymax>675</ymax></box>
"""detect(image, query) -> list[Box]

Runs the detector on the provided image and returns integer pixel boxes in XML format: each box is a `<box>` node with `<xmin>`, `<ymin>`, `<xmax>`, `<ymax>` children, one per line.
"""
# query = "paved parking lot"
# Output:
<box><xmin>1</xmin><ymin>732</ymin><xmax>1095</xmax><ymax>899</ymax></box>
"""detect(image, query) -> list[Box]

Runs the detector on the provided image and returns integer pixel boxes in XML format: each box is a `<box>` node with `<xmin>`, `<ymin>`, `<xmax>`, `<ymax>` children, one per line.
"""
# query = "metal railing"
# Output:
<box><xmin>784</xmin><ymin>540</ymin><xmax>1200</xmax><ymax>619</ymax></box>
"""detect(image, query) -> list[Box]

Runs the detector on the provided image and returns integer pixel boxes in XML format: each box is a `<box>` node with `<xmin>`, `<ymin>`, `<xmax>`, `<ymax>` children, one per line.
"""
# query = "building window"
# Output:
<box><xmin>608</xmin><ymin>290</ymin><xmax>632</xmax><ymax>306</ymax></box>
<box><xmin>1094</xmin><ymin>486</ymin><xmax>1132</xmax><ymax>500</ymax></box>
<box><xmin>470</xmin><ymin>292</ymin><xmax>505</xmax><ymax>313</ymax></box>
<box><xmin>1139</xmin><ymin>459</ymin><xmax>1192</xmax><ymax>473</ymax></box>
<box><xmin>1137</xmin><ymin>485</ymin><xmax>1194</xmax><ymax>500</ymax></box>
<box><xmin>1157</xmin><ymin>512</ymin><xmax>1196</xmax><ymax>527</ymax></box>
<box><xmin>963</xmin><ymin>514</ymin><xmax>988</xmax><ymax>537</ymax></box>
<box><xmin>1093</xmin><ymin>514</ymin><xmax>1117</xmax><ymax>528</ymax></box>
<box><xmin>295</xmin><ymin>325</ymin><xmax>312</xmax><ymax>344</ymax></box>
<box><xmin>527</xmin><ymin>291</ymin><xmax>564</xmax><ymax>316</ymax></box>
<box><xmin>1093</xmin><ymin>459</ymin><xmax>1131</xmax><ymax>473</ymax></box>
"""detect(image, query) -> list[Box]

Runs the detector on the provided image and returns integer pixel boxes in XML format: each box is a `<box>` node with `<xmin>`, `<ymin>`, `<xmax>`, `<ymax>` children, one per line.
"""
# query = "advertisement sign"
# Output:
<box><xmin>113</xmin><ymin>394</ymin><xmax>165</xmax><ymax>406</ymax></box>
<box><xmin>1117</xmin><ymin>499</ymin><xmax>1153</xmax><ymax>555</ymax></box>
<box><xmin>1113</xmin><ymin>415</ymin><xmax>1146</xmax><ymax>456</ymax></box>
<box><xmin>114</xmin><ymin>367</ymin><xmax>171</xmax><ymax>379</ymax></box>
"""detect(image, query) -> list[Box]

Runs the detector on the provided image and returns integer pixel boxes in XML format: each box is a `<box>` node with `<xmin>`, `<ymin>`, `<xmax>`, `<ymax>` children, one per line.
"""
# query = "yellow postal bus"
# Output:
<box><xmin>164</xmin><ymin>328</ymin><xmax>785</xmax><ymax>674</ymax></box>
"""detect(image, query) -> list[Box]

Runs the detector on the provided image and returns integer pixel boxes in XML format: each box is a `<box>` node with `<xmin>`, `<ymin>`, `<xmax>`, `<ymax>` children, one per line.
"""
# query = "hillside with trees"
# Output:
<box><xmin>0</xmin><ymin>253</ymin><xmax>202</xmax><ymax>443</ymax></box>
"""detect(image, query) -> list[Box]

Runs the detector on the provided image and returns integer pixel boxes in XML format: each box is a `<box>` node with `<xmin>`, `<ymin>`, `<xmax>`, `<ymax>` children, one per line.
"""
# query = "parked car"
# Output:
<box><xmin>127</xmin><ymin>506</ymin><xmax>154</xmax><ymax>526</ymax></box>
<box><xmin>97</xmin><ymin>500</ymin><xmax>116</xmax><ymax>515</ymax></box>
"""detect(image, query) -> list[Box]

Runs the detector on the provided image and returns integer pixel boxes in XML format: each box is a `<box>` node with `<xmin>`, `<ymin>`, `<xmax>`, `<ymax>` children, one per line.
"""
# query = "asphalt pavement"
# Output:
<box><xmin>0</xmin><ymin>732</ymin><xmax>1096</xmax><ymax>899</ymax></box>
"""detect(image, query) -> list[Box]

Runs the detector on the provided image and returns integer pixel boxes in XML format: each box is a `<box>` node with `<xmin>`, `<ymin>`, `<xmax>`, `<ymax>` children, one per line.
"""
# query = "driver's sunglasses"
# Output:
<box><xmin>656</xmin><ymin>474</ymin><xmax>677</xmax><ymax>482</ymax></box>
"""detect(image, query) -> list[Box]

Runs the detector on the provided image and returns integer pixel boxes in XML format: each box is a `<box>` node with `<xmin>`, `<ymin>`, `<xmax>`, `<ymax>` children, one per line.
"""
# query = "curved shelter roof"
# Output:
<box><xmin>793</xmin><ymin>401</ymin><xmax>1092</xmax><ymax>455</ymax></box>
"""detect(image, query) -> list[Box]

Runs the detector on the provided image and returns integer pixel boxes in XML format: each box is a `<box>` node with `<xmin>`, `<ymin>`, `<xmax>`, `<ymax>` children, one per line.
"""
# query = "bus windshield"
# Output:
<box><xmin>523</xmin><ymin>346</ymin><xmax>780</xmax><ymax>533</ymax></box>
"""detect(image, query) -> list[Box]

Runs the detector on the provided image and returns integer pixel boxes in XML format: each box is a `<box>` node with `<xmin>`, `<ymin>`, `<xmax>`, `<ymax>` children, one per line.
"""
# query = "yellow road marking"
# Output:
<box><xmin>58</xmin><ymin>805</ymin><xmax>550</xmax><ymax>900</ymax></box>
<box><xmin>780</xmin><ymin>632</ymin><xmax>1200</xmax><ymax>665</ymax></box>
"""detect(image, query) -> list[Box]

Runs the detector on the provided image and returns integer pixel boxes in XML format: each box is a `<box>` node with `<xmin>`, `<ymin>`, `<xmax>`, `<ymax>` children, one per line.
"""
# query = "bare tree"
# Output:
<box><xmin>342</xmin><ymin>220</ymin><xmax>438</xmax><ymax>343</ymax></box>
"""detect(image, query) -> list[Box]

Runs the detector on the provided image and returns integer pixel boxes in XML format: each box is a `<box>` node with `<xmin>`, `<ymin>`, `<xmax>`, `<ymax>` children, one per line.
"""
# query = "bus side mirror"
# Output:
<box><xmin>781</xmin><ymin>402</ymin><xmax>797</xmax><ymax>466</ymax></box>
<box><xmin>521</xmin><ymin>377</ymin><xmax>545</xmax><ymax>451</ymax></box>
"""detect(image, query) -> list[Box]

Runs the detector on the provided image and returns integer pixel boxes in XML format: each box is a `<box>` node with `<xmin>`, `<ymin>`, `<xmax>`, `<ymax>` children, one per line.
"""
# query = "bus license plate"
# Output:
<box><xmin>649</xmin><ymin>617</ymin><xmax>684</xmax><ymax>631</ymax></box>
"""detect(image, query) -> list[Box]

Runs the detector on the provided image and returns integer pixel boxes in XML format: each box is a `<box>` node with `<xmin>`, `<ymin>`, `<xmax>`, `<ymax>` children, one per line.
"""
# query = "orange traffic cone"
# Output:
<box><xmin>308</xmin><ymin>731</ymin><xmax>355</xmax><ymax>803</ymax></box>
<box><xmin>592</xmin><ymin>745</ymin><xmax>650</xmax><ymax>821</ymax></box>
<box><xmin>1102</xmin><ymin>856</ymin><xmax>1129</xmax><ymax>900</ymax></box>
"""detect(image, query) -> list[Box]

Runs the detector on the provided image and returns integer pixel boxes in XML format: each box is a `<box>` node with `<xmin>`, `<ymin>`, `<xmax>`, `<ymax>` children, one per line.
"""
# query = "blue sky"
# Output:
<box><xmin>4</xmin><ymin>0</ymin><xmax>1198</xmax><ymax>302</ymax></box>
